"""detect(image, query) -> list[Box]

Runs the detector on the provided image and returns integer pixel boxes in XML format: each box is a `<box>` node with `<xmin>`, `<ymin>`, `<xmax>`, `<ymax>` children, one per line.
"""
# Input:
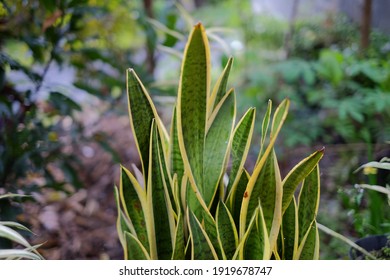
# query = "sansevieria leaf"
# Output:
<box><xmin>282</xmin><ymin>149</ymin><xmax>324</xmax><ymax>213</ymax></box>
<box><xmin>240</xmin><ymin>99</ymin><xmax>289</xmax><ymax>239</ymax></box>
<box><xmin>119</xmin><ymin>167</ymin><xmax>149</xmax><ymax>251</ymax></box>
<box><xmin>209</xmin><ymin>57</ymin><xmax>234</xmax><ymax>114</ymax></box>
<box><xmin>172</xmin><ymin>212</ymin><xmax>185</xmax><ymax>260</ymax></box>
<box><xmin>126</xmin><ymin>69</ymin><xmax>160</xmax><ymax>182</ymax></box>
<box><xmin>297</xmin><ymin>165</ymin><xmax>320</xmax><ymax>244</ymax></box>
<box><xmin>226</xmin><ymin>108</ymin><xmax>255</xmax><ymax>198</ymax></box>
<box><xmin>281</xmin><ymin>197</ymin><xmax>298</xmax><ymax>260</ymax></box>
<box><xmin>169</xmin><ymin>106</ymin><xmax>184</xmax><ymax>185</ymax></box>
<box><xmin>297</xmin><ymin>221</ymin><xmax>319</xmax><ymax>260</ymax></box>
<box><xmin>216</xmin><ymin>201</ymin><xmax>238</xmax><ymax>259</ymax></box>
<box><xmin>186</xmin><ymin>181</ymin><xmax>222</xmax><ymax>259</ymax></box>
<box><xmin>114</xmin><ymin>186</ymin><xmax>131</xmax><ymax>249</ymax></box>
<box><xmin>243</xmin><ymin>204</ymin><xmax>271</xmax><ymax>260</ymax></box>
<box><xmin>203</xmin><ymin>89</ymin><xmax>235</xmax><ymax>207</ymax></box>
<box><xmin>147</xmin><ymin>120</ymin><xmax>175</xmax><ymax>259</ymax></box>
<box><xmin>124</xmin><ymin>231</ymin><xmax>150</xmax><ymax>260</ymax></box>
<box><xmin>229</xmin><ymin>169</ymin><xmax>250</xmax><ymax>229</ymax></box>
<box><xmin>177</xmin><ymin>22</ymin><xmax>210</xmax><ymax>192</ymax></box>
<box><xmin>258</xmin><ymin>100</ymin><xmax>272</xmax><ymax>161</ymax></box>
<box><xmin>188</xmin><ymin>210</ymin><xmax>218</xmax><ymax>260</ymax></box>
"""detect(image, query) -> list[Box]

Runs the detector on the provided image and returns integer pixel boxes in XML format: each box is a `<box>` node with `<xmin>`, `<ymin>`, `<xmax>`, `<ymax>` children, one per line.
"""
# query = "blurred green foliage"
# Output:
<box><xmin>0</xmin><ymin>0</ymin><xmax>170</xmax><ymax>218</ymax></box>
<box><xmin>257</xmin><ymin>49</ymin><xmax>390</xmax><ymax>147</ymax></box>
<box><xmin>339</xmin><ymin>156</ymin><xmax>390</xmax><ymax>237</ymax></box>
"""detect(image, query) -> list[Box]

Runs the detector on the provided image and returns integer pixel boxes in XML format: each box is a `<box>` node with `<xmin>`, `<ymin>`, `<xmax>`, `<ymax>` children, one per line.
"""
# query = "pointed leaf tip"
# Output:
<box><xmin>195</xmin><ymin>22</ymin><xmax>203</xmax><ymax>29</ymax></box>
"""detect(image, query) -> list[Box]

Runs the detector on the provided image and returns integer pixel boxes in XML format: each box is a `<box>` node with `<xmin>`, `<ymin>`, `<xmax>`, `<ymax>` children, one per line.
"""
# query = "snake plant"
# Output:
<box><xmin>116</xmin><ymin>23</ymin><xmax>324</xmax><ymax>260</ymax></box>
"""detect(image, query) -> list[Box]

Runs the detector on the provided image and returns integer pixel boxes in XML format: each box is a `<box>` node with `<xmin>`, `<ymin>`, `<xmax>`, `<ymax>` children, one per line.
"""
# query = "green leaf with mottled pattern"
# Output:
<box><xmin>119</xmin><ymin>166</ymin><xmax>149</xmax><ymax>251</ymax></box>
<box><xmin>243</xmin><ymin>204</ymin><xmax>270</xmax><ymax>259</ymax></box>
<box><xmin>228</xmin><ymin>169</ymin><xmax>249</xmax><ymax>229</ymax></box>
<box><xmin>298</xmin><ymin>221</ymin><xmax>319</xmax><ymax>260</ymax></box>
<box><xmin>203</xmin><ymin>89</ymin><xmax>235</xmax><ymax>207</ymax></box>
<box><xmin>209</xmin><ymin>57</ymin><xmax>234</xmax><ymax>113</ymax></box>
<box><xmin>239</xmin><ymin>100</ymin><xmax>289</xmax><ymax>240</ymax></box>
<box><xmin>258</xmin><ymin>100</ymin><xmax>272</xmax><ymax>161</ymax></box>
<box><xmin>126</xmin><ymin>69</ymin><xmax>160</xmax><ymax>182</ymax></box>
<box><xmin>124</xmin><ymin>231</ymin><xmax>150</xmax><ymax>260</ymax></box>
<box><xmin>282</xmin><ymin>149</ymin><xmax>324</xmax><ymax>213</ymax></box>
<box><xmin>298</xmin><ymin>165</ymin><xmax>320</xmax><ymax>244</ymax></box>
<box><xmin>172</xmin><ymin>212</ymin><xmax>185</xmax><ymax>260</ymax></box>
<box><xmin>281</xmin><ymin>197</ymin><xmax>298</xmax><ymax>260</ymax></box>
<box><xmin>147</xmin><ymin>120</ymin><xmax>175</xmax><ymax>259</ymax></box>
<box><xmin>177</xmin><ymin>23</ymin><xmax>210</xmax><ymax>192</ymax></box>
<box><xmin>114</xmin><ymin>186</ymin><xmax>131</xmax><ymax>251</ymax></box>
<box><xmin>226</xmin><ymin>108</ymin><xmax>255</xmax><ymax>198</ymax></box>
<box><xmin>248</xmin><ymin>150</ymin><xmax>282</xmax><ymax>252</ymax></box>
<box><xmin>169</xmin><ymin>106</ymin><xmax>184</xmax><ymax>185</ymax></box>
<box><xmin>188</xmin><ymin>210</ymin><xmax>218</xmax><ymax>260</ymax></box>
<box><xmin>216</xmin><ymin>201</ymin><xmax>238</xmax><ymax>259</ymax></box>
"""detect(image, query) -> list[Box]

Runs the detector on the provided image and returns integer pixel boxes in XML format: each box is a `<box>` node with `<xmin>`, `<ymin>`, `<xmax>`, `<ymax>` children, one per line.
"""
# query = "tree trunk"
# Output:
<box><xmin>360</xmin><ymin>0</ymin><xmax>372</xmax><ymax>51</ymax></box>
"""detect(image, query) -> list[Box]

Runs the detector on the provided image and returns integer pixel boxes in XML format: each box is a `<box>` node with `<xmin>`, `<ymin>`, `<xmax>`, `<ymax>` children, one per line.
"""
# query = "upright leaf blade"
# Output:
<box><xmin>226</xmin><ymin>108</ymin><xmax>255</xmax><ymax>197</ymax></box>
<box><xmin>243</xmin><ymin>204</ymin><xmax>270</xmax><ymax>260</ymax></box>
<box><xmin>297</xmin><ymin>221</ymin><xmax>319</xmax><ymax>260</ymax></box>
<box><xmin>241</xmin><ymin>150</ymin><xmax>282</xmax><ymax>253</ymax></box>
<box><xmin>169</xmin><ymin>105</ymin><xmax>184</xmax><ymax>184</ymax></box>
<box><xmin>119</xmin><ymin>166</ymin><xmax>149</xmax><ymax>251</ymax></box>
<box><xmin>209</xmin><ymin>57</ymin><xmax>234</xmax><ymax>113</ymax></box>
<box><xmin>172</xmin><ymin>212</ymin><xmax>185</xmax><ymax>260</ymax></box>
<box><xmin>282</xmin><ymin>149</ymin><xmax>324</xmax><ymax>213</ymax></box>
<box><xmin>240</xmin><ymin>99</ymin><xmax>289</xmax><ymax>239</ymax></box>
<box><xmin>298</xmin><ymin>165</ymin><xmax>320</xmax><ymax>244</ymax></box>
<box><xmin>114</xmin><ymin>186</ymin><xmax>131</xmax><ymax>250</ymax></box>
<box><xmin>188</xmin><ymin>210</ymin><xmax>218</xmax><ymax>260</ymax></box>
<box><xmin>257</xmin><ymin>100</ymin><xmax>272</xmax><ymax>161</ymax></box>
<box><xmin>126</xmin><ymin>69</ymin><xmax>160</xmax><ymax>181</ymax></box>
<box><xmin>147</xmin><ymin>121</ymin><xmax>175</xmax><ymax>259</ymax></box>
<box><xmin>203</xmin><ymin>89</ymin><xmax>235</xmax><ymax>207</ymax></box>
<box><xmin>216</xmin><ymin>201</ymin><xmax>238</xmax><ymax>260</ymax></box>
<box><xmin>281</xmin><ymin>197</ymin><xmax>298</xmax><ymax>260</ymax></box>
<box><xmin>228</xmin><ymin>169</ymin><xmax>250</xmax><ymax>229</ymax></box>
<box><xmin>124</xmin><ymin>232</ymin><xmax>150</xmax><ymax>260</ymax></box>
<box><xmin>177</xmin><ymin>23</ymin><xmax>210</xmax><ymax>191</ymax></box>
<box><xmin>186</xmin><ymin>181</ymin><xmax>223</xmax><ymax>259</ymax></box>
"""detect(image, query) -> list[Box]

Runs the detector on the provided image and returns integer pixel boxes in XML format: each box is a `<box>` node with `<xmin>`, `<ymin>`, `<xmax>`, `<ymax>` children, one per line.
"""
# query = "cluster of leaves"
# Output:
<box><xmin>116</xmin><ymin>23</ymin><xmax>324</xmax><ymax>260</ymax></box>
